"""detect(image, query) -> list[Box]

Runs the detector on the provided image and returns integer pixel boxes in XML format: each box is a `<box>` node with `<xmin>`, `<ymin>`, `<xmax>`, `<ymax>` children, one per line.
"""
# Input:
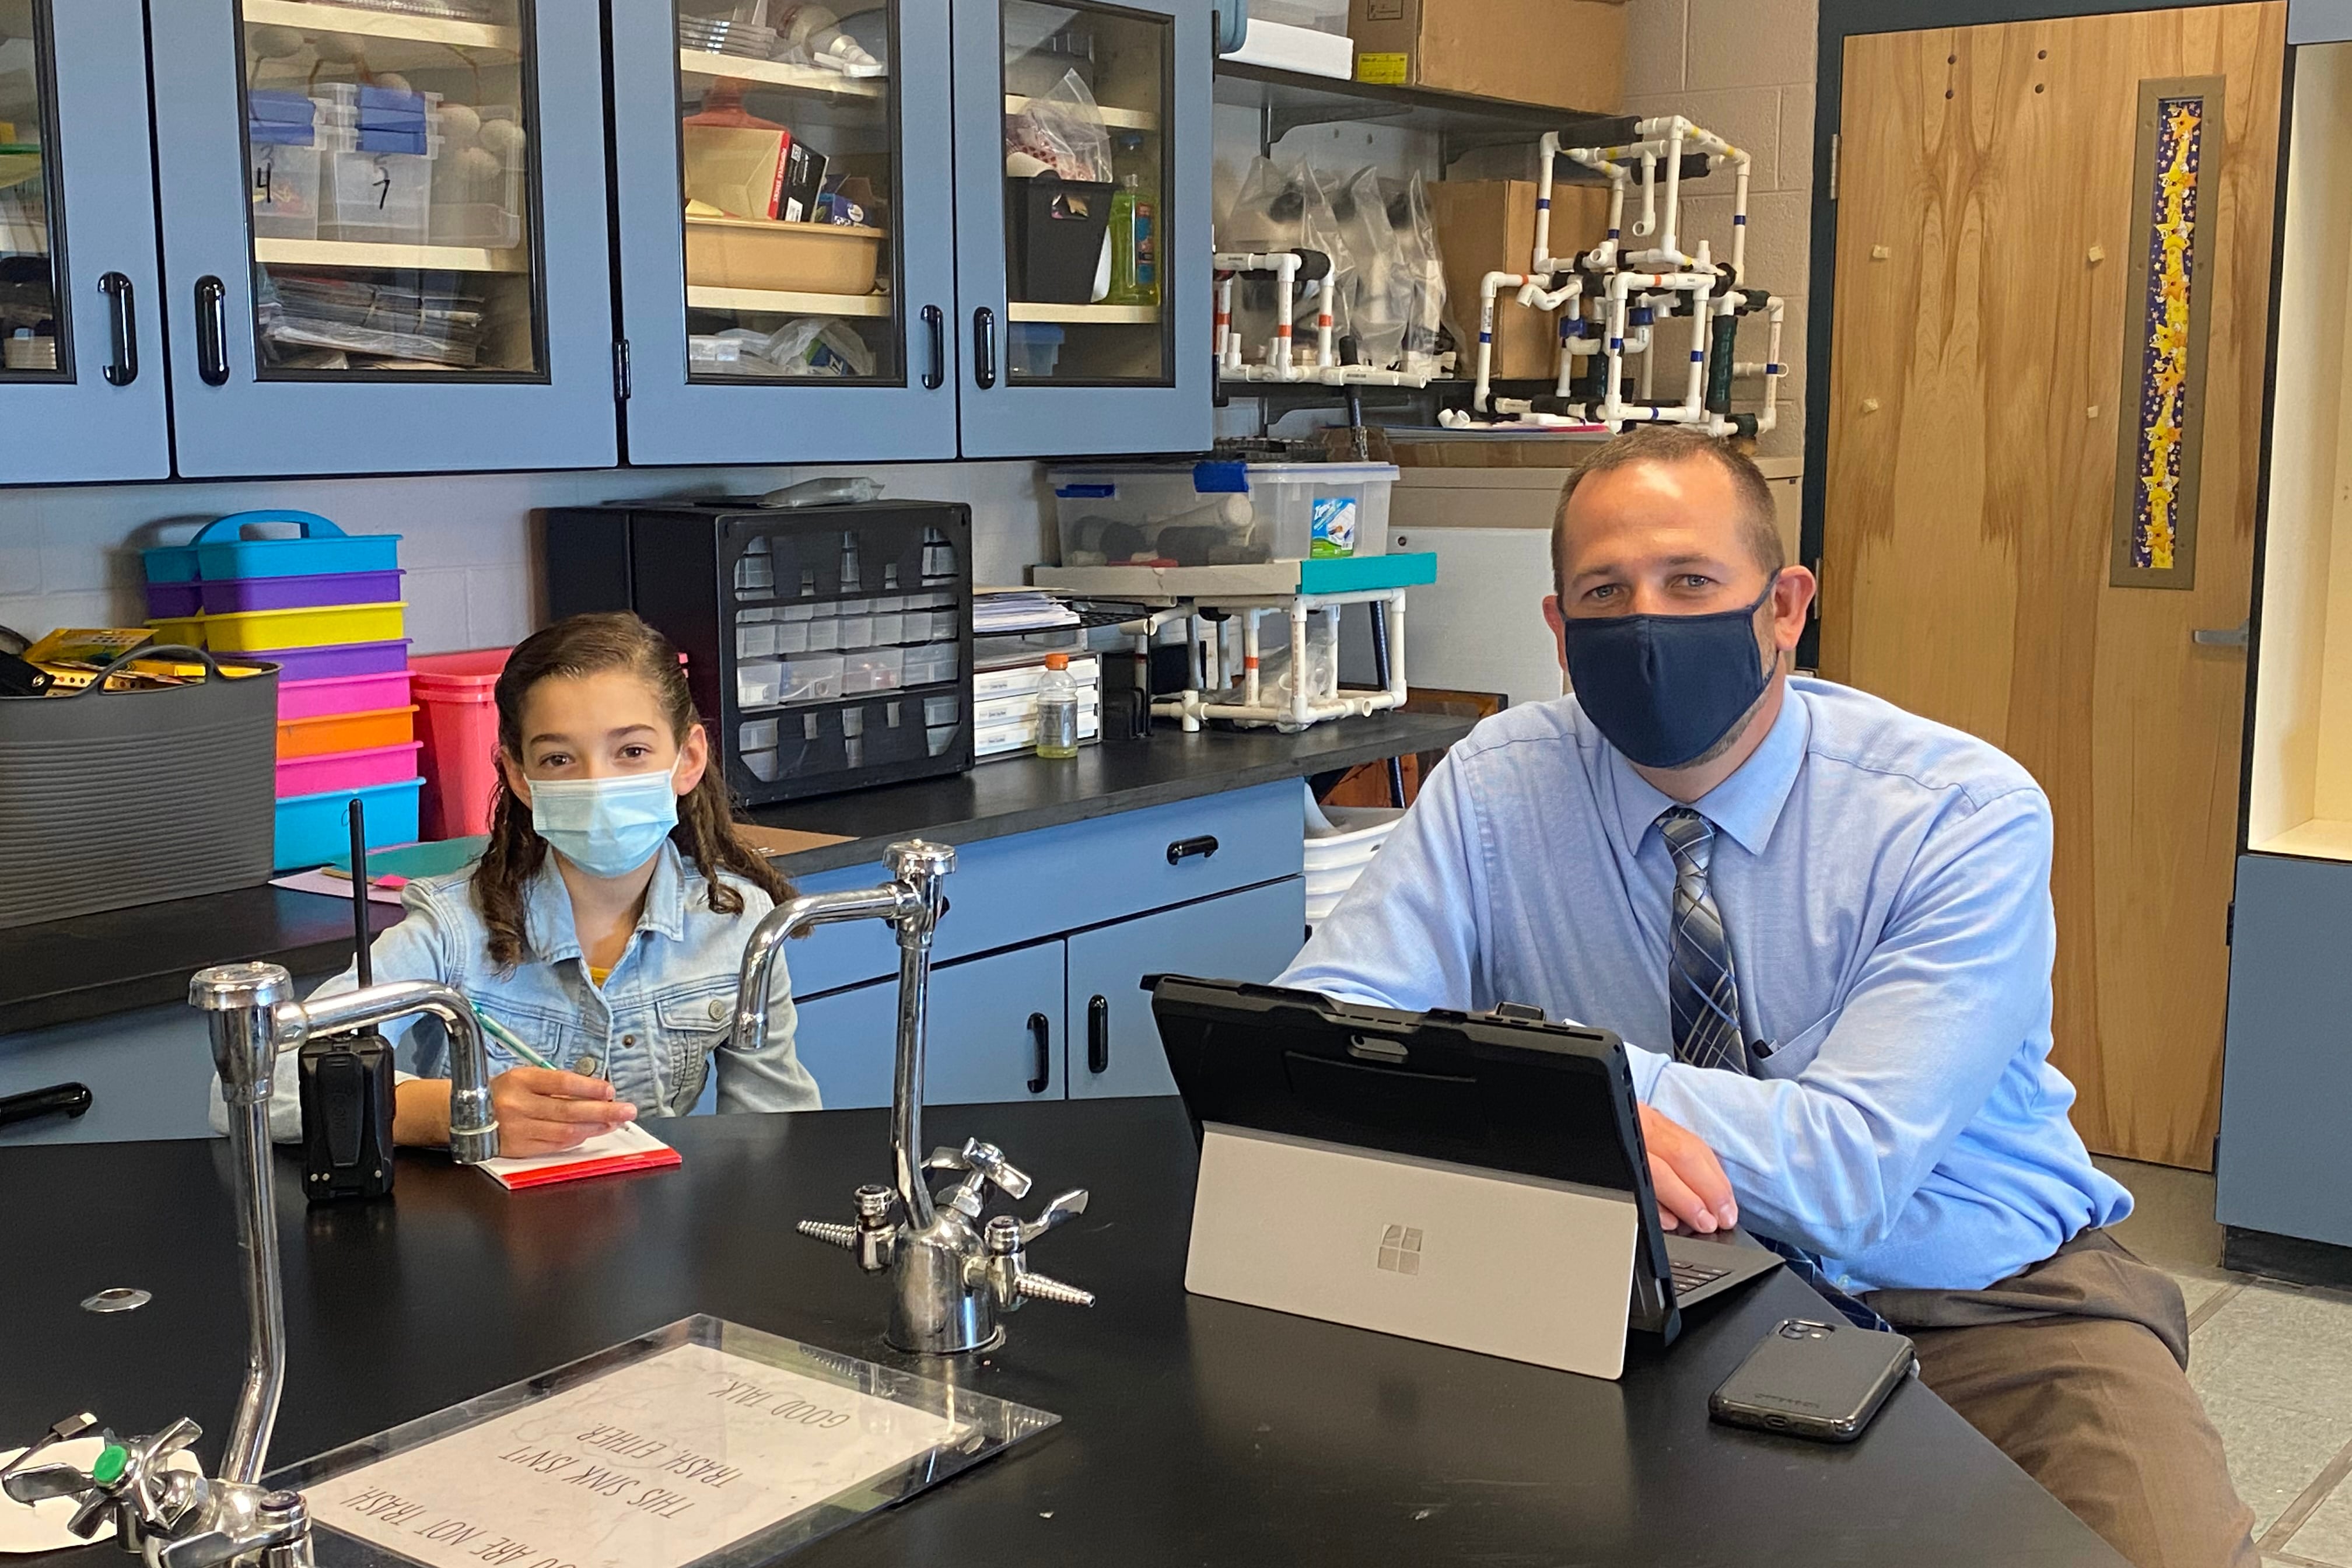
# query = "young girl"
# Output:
<box><xmin>215</xmin><ymin>612</ymin><xmax>817</xmax><ymax>1154</ymax></box>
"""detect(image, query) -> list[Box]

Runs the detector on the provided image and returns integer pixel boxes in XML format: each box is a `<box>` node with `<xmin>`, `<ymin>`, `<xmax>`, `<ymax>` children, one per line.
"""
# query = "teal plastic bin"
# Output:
<box><xmin>274</xmin><ymin>776</ymin><xmax>424</xmax><ymax>871</ymax></box>
<box><xmin>144</xmin><ymin>510</ymin><xmax>402</xmax><ymax>584</ymax></box>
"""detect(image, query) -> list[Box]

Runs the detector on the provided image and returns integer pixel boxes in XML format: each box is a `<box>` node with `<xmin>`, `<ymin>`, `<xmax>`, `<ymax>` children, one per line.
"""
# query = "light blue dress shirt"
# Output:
<box><xmin>212</xmin><ymin>841</ymin><xmax>816</xmax><ymax>1142</ymax></box>
<box><xmin>1279</xmin><ymin>677</ymin><xmax>2132</xmax><ymax>1293</ymax></box>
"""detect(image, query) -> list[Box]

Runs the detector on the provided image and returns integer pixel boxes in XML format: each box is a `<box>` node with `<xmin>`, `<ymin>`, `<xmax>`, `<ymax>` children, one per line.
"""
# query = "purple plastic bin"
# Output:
<box><xmin>237</xmin><ymin>639</ymin><xmax>412</xmax><ymax>682</ymax></box>
<box><xmin>144</xmin><ymin>582</ymin><xmax>204</xmax><ymax>619</ymax></box>
<box><xmin>201</xmin><ymin>569</ymin><xmax>403</xmax><ymax>615</ymax></box>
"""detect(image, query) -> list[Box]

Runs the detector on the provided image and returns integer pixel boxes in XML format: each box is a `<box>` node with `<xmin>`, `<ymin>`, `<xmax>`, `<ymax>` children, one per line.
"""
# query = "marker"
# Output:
<box><xmin>470</xmin><ymin>1003</ymin><xmax>556</xmax><ymax>1072</ymax></box>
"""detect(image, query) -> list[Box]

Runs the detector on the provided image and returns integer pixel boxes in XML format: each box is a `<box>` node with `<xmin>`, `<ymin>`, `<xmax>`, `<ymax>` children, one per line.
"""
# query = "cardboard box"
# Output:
<box><xmin>1427</xmin><ymin>178</ymin><xmax>1610</xmax><ymax>382</ymax></box>
<box><xmin>682</xmin><ymin>124</ymin><xmax>796</xmax><ymax>220</ymax></box>
<box><xmin>1348</xmin><ymin>0</ymin><xmax>1626</xmax><ymax>110</ymax></box>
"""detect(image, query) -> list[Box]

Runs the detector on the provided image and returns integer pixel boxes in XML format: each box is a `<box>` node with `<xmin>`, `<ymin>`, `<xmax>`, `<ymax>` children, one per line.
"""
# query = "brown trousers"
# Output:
<box><xmin>1866</xmin><ymin>1231</ymin><xmax>2256</xmax><ymax>1568</ymax></box>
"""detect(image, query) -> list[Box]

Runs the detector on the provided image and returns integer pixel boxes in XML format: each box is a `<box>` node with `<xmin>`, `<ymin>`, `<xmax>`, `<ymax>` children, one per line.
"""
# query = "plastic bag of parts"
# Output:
<box><xmin>1331</xmin><ymin>166</ymin><xmax>1408</xmax><ymax>372</ymax></box>
<box><xmin>774</xmin><ymin>4</ymin><xmax>885</xmax><ymax>77</ymax></box>
<box><xmin>760</xmin><ymin>475</ymin><xmax>883</xmax><ymax>508</ymax></box>
<box><xmin>1003</xmin><ymin>67</ymin><xmax>1112</xmax><ymax>184</ymax></box>
<box><xmin>689</xmin><ymin>317</ymin><xmax>877</xmax><ymax>377</ymax></box>
<box><xmin>1236</xmin><ymin>608</ymin><xmax>1340</xmax><ymax>733</ymax></box>
<box><xmin>1391</xmin><ymin>172</ymin><xmax>1448</xmax><ymax>378</ymax></box>
<box><xmin>1218</xmin><ymin>155</ymin><xmax>1354</xmax><ymax>371</ymax></box>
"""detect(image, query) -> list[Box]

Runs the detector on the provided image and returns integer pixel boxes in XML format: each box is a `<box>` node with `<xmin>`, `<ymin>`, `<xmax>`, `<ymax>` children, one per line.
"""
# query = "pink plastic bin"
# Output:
<box><xmin>274</xmin><ymin>740</ymin><xmax>423</xmax><ymax>800</ymax></box>
<box><xmin>278</xmin><ymin>670</ymin><xmax>415</xmax><ymax>722</ymax></box>
<box><xmin>410</xmin><ymin>647</ymin><xmax>509</xmax><ymax>841</ymax></box>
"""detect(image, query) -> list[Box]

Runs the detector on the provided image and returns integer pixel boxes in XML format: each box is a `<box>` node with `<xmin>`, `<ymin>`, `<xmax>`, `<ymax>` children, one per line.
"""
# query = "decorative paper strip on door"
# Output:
<box><xmin>2110</xmin><ymin>76</ymin><xmax>2223</xmax><ymax>590</ymax></box>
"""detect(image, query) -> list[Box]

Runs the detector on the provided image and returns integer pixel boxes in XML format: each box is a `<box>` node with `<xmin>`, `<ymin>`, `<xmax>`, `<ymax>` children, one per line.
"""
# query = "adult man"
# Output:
<box><xmin>1279</xmin><ymin>426</ymin><xmax>2252</xmax><ymax>1567</ymax></box>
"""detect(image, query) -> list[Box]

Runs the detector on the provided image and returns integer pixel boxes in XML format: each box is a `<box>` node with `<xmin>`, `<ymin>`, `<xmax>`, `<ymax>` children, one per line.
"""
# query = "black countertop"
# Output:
<box><xmin>0</xmin><ymin>714</ymin><xmax>1470</xmax><ymax>1037</ymax></box>
<box><xmin>0</xmin><ymin>1100</ymin><xmax>2122</xmax><ymax>1566</ymax></box>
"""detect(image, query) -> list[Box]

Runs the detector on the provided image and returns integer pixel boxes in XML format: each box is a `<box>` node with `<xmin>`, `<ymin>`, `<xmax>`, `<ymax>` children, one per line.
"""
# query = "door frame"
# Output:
<box><xmin>1797</xmin><ymin>0</ymin><xmax>2287</xmax><ymax>682</ymax></box>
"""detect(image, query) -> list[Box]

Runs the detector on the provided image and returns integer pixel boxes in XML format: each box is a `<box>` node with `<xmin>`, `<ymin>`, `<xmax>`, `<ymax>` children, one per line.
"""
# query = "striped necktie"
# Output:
<box><xmin>1654</xmin><ymin>805</ymin><xmax>1892</xmax><ymax>1334</ymax></box>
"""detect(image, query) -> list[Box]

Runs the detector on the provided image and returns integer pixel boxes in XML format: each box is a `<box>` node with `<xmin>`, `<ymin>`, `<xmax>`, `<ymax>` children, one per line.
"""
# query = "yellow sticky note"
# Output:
<box><xmin>1355</xmin><ymin>52</ymin><xmax>1409</xmax><ymax>86</ymax></box>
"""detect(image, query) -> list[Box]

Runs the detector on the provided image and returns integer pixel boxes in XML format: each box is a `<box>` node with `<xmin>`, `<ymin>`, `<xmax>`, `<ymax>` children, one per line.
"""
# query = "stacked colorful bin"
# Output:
<box><xmin>141</xmin><ymin>510</ymin><xmax>419</xmax><ymax>869</ymax></box>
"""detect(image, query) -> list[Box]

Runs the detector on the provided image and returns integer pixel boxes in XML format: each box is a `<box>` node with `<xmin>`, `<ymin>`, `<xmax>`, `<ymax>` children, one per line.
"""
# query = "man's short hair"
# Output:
<box><xmin>1551</xmin><ymin>427</ymin><xmax>1785</xmax><ymax>604</ymax></box>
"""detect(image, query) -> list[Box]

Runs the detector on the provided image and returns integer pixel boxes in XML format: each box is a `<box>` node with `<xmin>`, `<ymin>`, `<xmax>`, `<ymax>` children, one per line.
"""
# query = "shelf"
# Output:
<box><xmin>1005</xmin><ymin>93</ymin><xmax>1158</xmax><ymax>131</ymax></box>
<box><xmin>254</xmin><ymin>237</ymin><xmax>531</xmax><ymax>274</ymax></box>
<box><xmin>242</xmin><ymin>0</ymin><xmax>521</xmax><ymax>52</ymax></box>
<box><xmin>1211</xmin><ymin>60</ymin><xmax>1630</xmax><ymax>163</ymax></box>
<box><xmin>677</xmin><ymin>49</ymin><xmax>887</xmax><ymax>101</ymax></box>
<box><xmin>1006</xmin><ymin>301</ymin><xmax>1158</xmax><ymax>324</ymax></box>
<box><xmin>687</xmin><ymin>284</ymin><xmax>890</xmax><ymax>317</ymax></box>
<box><xmin>2253</xmin><ymin>818</ymin><xmax>2352</xmax><ymax>863</ymax></box>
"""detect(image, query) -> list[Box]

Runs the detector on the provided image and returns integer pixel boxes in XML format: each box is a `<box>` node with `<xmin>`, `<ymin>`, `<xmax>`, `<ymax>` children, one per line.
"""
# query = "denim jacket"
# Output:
<box><xmin>215</xmin><ymin>842</ymin><xmax>815</xmax><ymax>1142</ymax></box>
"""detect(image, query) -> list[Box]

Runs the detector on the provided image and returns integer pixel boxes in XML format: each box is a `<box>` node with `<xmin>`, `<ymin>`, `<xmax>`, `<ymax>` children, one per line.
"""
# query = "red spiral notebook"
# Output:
<box><xmin>474</xmin><ymin>1122</ymin><xmax>681</xmax><ymax>1191</ymax></box>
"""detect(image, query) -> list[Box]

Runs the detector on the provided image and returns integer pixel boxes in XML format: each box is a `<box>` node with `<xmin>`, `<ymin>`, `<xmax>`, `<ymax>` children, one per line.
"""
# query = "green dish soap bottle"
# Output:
<box><xmin>1107</xmin><ymin>132</ymin><xmax>1159</xmax><ymax>309</ymax></box>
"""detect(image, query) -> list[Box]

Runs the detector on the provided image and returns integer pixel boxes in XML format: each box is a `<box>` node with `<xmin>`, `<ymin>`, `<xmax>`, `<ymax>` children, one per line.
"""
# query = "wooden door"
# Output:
<box><xmin>1821</xmin><ymin>5</ymin><xmax>2284</xmax><ymax>1168</ymax></box>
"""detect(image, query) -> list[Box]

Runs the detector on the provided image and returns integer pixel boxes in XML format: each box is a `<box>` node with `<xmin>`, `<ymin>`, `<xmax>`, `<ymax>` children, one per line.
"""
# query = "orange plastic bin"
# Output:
<box><xmin>409</xmin><ymin>647</ymin><xmax>509</xmax><ymax>841</ymax></box>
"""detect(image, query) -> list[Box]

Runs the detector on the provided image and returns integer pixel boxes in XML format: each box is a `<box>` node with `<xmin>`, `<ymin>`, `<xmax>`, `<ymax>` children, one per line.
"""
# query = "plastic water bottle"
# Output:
<box><xmin>1035</xmin><ymin>653</ymin><xmax>1080</xmax><ymax>760</ymax></box>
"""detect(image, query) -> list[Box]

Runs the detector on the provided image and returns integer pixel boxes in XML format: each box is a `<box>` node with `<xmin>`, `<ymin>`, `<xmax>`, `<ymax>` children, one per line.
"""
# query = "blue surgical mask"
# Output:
<box><xmin>528</xmin><ymin>763</ymin><xmax>681</xmax><ymax>878</ymax></box>
<box><xmin>1560</xmin><ymin>579</ymin><xmax>1779</xmax><ymax>769</ymax></box>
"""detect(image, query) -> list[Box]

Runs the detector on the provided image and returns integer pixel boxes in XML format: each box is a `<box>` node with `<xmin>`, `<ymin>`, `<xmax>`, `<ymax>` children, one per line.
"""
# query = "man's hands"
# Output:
<box><xmin>1639</xmin><ymin>1102</ymin><xmax>1739</xmax><ymax>1236</ymax></box>
<box><xmin>393</xmin><ymin>1070</ymin><xmax>637</xmax><ymax>1157</ymax></box>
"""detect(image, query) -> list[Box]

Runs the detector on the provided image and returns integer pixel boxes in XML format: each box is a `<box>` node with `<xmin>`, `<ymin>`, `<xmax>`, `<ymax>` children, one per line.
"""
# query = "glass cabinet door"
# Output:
<box><xmin>0</xmin><ymin>0</ymin><xmax>170</xmax><ymax>482</ymax></box>
<box><xmin>151</xmin><ymin>0</ymin><xmax>615</xmax><ymax>477</ymax></box>
<box><xmin>953</xmin><ymin>0</ymin><xmax>1206</xmax><ymax>459</ymax></box>
<box><xmin>611</xmin><ymin>0</ymin><xmax>957</xmax><ymax>464</ymax></box>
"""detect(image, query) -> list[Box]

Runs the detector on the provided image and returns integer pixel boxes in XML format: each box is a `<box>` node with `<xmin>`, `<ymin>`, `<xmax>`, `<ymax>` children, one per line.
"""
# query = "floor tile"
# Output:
<box><xmin>2278</xmin><ymin>1464</ymin><xmax>2352</xmax><ymax>1564</ymax></box>
<box><xmin>2192</xmin><ymin>1390</ymin><xmax>2352</xmax><ymax>1538</ymax></box>
<box><xmin>2192</xmin><ymin>1284</ymin><xmax>2352</xmax><ymax>1418</ymax></box>
<box><xmin>2095</xmin><ymin>1154</ymin><xmax>2225</xmax><ymax>1272</ymax></box>
<box><xmin>2173</xmin><ymin>1269</ymin><xmax>2230</xmax><ymax>1321</ymax></box>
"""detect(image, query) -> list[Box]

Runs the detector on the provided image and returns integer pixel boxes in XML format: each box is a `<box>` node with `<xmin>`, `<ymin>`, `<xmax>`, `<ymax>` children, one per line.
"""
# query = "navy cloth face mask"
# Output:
<box><xmin>1559</xmin><ymin>578</ymin><xmax>1779</xmax><ymax>769</ymax></box>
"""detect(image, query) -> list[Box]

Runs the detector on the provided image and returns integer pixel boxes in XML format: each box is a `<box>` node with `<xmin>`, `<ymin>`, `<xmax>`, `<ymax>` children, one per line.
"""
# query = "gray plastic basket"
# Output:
<box><xmin>0</xmin><ymin>645</ymin><xmax>279</xmax><ymax>929</ymax></box>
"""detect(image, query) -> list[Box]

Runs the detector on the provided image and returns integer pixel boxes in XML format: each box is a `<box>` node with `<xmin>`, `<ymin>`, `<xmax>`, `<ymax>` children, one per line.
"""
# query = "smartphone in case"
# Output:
<box><xmin>1708</xmin><ymin>1317</ymin><xmax>1917</xmax><ymax>1442</ymax></box>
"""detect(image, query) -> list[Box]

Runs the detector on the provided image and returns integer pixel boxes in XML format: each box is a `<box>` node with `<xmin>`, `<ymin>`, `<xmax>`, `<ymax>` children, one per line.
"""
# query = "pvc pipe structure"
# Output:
<box><xmin>1214</xmin><ymin>249</ymin><xmax>1432</xmax><ymax>390</ymax></box>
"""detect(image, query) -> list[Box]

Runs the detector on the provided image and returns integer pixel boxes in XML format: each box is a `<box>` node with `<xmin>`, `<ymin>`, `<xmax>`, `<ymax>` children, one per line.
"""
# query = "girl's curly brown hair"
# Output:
<box><xmin>472</xmin><ymin>612</ymin><xmax>788</xmax><ymax>970</ymax></box>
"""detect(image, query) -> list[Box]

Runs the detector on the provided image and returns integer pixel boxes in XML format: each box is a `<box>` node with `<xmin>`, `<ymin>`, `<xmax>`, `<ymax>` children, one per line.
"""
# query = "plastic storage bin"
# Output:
<box><xmin>410</xmin><ymin>646</ymin><xmax>509</xmax><ymax>841</ymax></box>
<box><xmin>431</xmin><ymin>104</ymin><xmax>526</xmax><ymax>247</ymax></box>
<box><xmin>1006</xmin><ymin>175</ymin><xmax>1113</xmax><ymax>304</ymax></box>
<box><xmin>0</xmin><ymin>650</ymin><xmax>276</xmax><ymax>927</ymax></box>
<box><xmin>149</xmin><ymin>601</ymin><xmax>407</xmax><ymax>654</ymax></box>
<box><xmin>246</xmin><ymin>640</ymin><xmax>412</xmax><ymax>682</ymax></box>
<box><xmin>143</xmin><ymin>511</ymin><xmax>402</xmax><ymax>584</ymax></box>
<box><xmin>318</xmin><ymin>148</ymin><xmax>435</xmax><ymax>244</ymax></box>
<box><xmin>146</xmin><ymin>568</ymin><xmax>405</xmax><ymax>619</ymax></box>
<box><xmin>275</xmin><ymin>740</ymin><xmax>424</xmax><ymax>799</ymax></box>
<box><xmin>1007</xmin><ymin>323</ymin><xmax>1065</xmax><ymax>378</ymax></box>
<box><xmin>277</xmin><ymin>704</ymin><xmax>418</xmax><ymax>760</ymax></box>
<box><xmin>279</xmin><ymin>669</ymin><xmax>413</xmax><ymax>722</ymax></box>
<box><xmin>250</xmin><ymin>142</ymin><xmax>321</xmax><ymax>240</ymax></box>
<box><xmin>275</xmin><ymin>776</ymin><xmax>424</xmax><ymax>872</ymax></box>
<box><xmin>1050</xmin><ymin>461</ymin><xmax>1399</xmax><ymax>565</ymax></box>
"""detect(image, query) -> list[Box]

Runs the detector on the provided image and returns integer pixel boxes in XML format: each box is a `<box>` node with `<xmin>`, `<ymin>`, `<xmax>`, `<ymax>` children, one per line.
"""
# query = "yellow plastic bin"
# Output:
<box><xmin>149</xmin><ymin>600</ymin><xmax>408</xmax><ymax>653</ymax></box>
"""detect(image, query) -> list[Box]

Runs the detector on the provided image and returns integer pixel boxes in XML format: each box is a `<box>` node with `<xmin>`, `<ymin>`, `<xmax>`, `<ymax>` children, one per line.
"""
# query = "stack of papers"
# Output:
<box><xmin>477</xmin><ymin>1122</ymin><xmax>681</xmax><ymax>1191</ymax></box>
<box><xmin>974</xmin><ymin>588</ymin><xmax>1080</xmax><ymax>634</ymax></box>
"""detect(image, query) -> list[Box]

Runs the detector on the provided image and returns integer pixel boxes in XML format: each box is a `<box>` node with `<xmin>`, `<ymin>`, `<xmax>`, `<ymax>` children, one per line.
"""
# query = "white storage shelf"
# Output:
<box><xmin>2247</xmin><ymin>40</ymin><xmax>2352</xmax><ymax>864</ymax></box>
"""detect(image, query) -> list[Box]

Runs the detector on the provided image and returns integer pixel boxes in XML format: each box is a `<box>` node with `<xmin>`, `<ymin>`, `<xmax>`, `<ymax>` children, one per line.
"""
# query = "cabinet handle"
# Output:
<box><xmin>194</xmin><ymin>275</ymin><xmax>230</xmax><ymax>387</ymax></box>
<box><xmin>972</xmin><ymin>306</ymin><xmax>996</xmax><ymax>390</ymax></box>
<box><xmin>1026</xmin><ymin>1012</ymin><xmax>1051</xmax><ymax>1095</ymax></box>
<box><xmin>922</xmin><ymin>304</ymin><xmax>946</xmax><ymax>390</ymax></box>
<box><xmin>99</xmin><ymin>272</ymin><xmax>138</xmax><ymax>387</ymax></box>
<box><xmin>1167</xmin><ymin>835</ymin><xmax>1219</xmax><ymax>865</ymax></box>
<box><xmin>2191</xmin><ymin>620</ymin><xmax>2249</xmax><ymax>649</ymax></box>
<box><xmin>1087</xmin><ymin>995</ymin><xmax>1109</xmax><ymax>1075</ymax></box>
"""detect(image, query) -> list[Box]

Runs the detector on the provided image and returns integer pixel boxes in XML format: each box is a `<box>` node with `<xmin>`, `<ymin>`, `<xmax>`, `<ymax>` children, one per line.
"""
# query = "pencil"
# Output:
<box><xmin>470</xmin><ymin>1003</ymin><xmax>556</xmax><ymax>1072</ymax></box>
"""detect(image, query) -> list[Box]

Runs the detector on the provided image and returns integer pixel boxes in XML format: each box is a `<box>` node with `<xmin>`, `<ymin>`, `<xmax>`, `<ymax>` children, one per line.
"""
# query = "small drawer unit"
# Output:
<box><xmin>544</xmin><ymin>499</ymin><xmax>974</xmax><ymax>803</ymax></box>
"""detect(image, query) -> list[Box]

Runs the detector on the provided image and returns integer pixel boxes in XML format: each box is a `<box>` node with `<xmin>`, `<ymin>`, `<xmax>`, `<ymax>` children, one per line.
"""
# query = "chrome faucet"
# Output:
<box><xmin>2</xmin><ymin>963</ymin><xmax>501</xmax><ymax>1567</ymax></box>
<box><xmin>736</xmin><ymin>839</ymin><xmax>1094</xmax><ymax>1354</ymax></box>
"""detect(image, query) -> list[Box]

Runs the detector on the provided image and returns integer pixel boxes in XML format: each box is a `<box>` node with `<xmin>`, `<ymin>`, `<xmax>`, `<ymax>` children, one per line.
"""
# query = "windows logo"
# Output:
<box><xmin>1376</xmin><ymin>1224</ymin><xmax>1424</xmax><ymax>1276</ymax></box>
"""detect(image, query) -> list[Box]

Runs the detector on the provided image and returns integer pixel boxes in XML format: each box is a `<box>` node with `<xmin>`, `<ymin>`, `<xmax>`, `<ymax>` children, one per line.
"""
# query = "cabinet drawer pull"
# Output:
<box><xmin>99</xmin><ymin>272</ymin><xmax>138</xmax><ymax>387</ymax></box>
<box><xmin>972</xmin><ymin>306</ymin><xmax>996</xmax><ymax>390</ymax></box>
<box><xmin>1027</xmin><ymin>1012</ymin><xmax>1051</xmax><ymax>1095</ymax></box>
<box><xmin>194</xmin><ymin>275</ymin><xmax>230</xmax><ymax>387</ymax></box>
<box><xmin>922</xmin><ymin>304</ymin><xmax>946</xmax><ymax>390</ymax></box>
<box><xmin>1167</xmin><ymin>835</ymin><xmax>1219</xmax><ymax>865</ymax></box>
<box><xmin>1086</xmin><ymin>994</ymin><xmax>1109</xmax><ymax>1075</ymax></box>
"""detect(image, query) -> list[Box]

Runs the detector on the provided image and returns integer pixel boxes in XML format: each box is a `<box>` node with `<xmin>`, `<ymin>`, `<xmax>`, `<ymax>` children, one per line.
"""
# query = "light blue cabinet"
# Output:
<box><xmin>951</xmin><ymin>0</ymin><xmax>1210</xmax><ymax>458</ymax></box>
<box><xmin>148</xmin><ymin>0</ymin><xmax>617</xmax><ymax>477</ymax></box>
<box><xmin>610</xmin><ymin>0</ymin><xmax>963</xmax><ymax>464</ymax></box>
<box><xmin>1066</xmin><ymin>876</ymin><xmax>1304</xmax><ymax>1100</ymax></box>
<box><xmin>0</xmin><ymin>0</ymin><xmax>173</xmax><ymax>482</ymax></box>
<box><xmin>792</xmin><ymin>939</ymin><xmax>1066</xmax><ymax>1110</ymax></box>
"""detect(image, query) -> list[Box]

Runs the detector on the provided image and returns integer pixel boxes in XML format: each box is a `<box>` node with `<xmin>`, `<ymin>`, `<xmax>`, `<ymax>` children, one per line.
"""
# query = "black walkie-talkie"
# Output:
<box><xmin>299</xmin><ymin>797</ymin><xmax>397</xmax><ymax>1202</ymax></box>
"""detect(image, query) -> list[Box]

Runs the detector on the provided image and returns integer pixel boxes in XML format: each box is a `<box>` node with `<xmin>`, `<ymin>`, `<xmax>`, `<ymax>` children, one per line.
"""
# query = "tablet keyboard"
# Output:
<box><xmin>1670</xmin><ymin>1257</ymin><xmax>1734</xmax><ymax>1294</ymax></box>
